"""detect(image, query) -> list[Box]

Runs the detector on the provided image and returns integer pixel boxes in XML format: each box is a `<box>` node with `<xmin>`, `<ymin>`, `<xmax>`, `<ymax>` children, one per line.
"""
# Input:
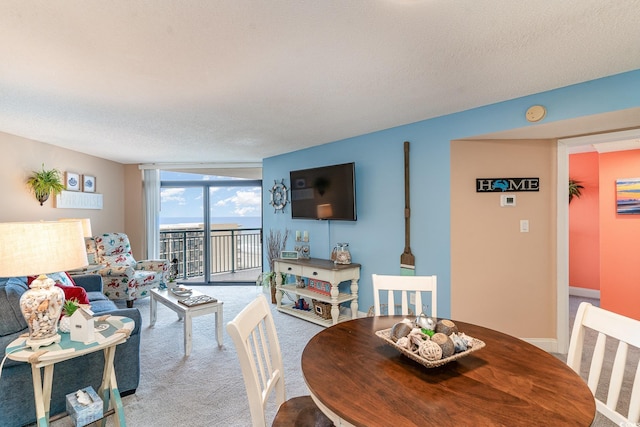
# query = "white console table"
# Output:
<box><xmin>274</xmin><ymin>257</ymin><xmax>360</xmax><ymax>327</ymax></box>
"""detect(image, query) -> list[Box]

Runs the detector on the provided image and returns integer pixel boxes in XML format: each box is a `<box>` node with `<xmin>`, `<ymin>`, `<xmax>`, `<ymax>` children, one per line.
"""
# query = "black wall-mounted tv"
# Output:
<box><xmin>290</xmin><ymin>162</ymin><xmax>357</xmax><ymax>221</ymax></box>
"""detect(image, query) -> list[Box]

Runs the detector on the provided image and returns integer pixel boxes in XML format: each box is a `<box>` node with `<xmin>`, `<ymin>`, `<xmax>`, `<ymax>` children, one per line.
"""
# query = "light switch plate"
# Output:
<box><xmin>500</xmin><ymin>194</ymin><xmax>516</xmax><ymax>207</ymax></box>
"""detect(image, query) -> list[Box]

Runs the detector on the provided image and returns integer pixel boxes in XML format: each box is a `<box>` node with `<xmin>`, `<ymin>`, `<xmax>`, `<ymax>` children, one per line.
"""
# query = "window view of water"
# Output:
<box><xmin>159</xmin><ymin>170</ymin><xmax>262</xmax><ymax>283</ymax></box>
<box><xmin>160</xmin><ymin>216</ymin><xmax>261</xmax><ymax>229</ymax></box>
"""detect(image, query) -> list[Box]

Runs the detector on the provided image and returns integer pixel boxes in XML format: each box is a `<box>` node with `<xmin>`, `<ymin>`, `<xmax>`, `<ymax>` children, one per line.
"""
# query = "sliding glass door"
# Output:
<box><xmin>159</xmin><ymin>171</ymin><xmax>262</xmax><ymax>285</ymax></box>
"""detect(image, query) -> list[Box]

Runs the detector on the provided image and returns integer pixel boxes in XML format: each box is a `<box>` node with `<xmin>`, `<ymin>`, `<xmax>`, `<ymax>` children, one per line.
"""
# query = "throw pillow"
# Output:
<box><xmin>28</xmin><ymin>272</ymin><xmax>77</xmax><ymax>288</ymax></box>
<box><xmin>55</xmin><ymin>283</ymin><xmax>90</xmax><ymax>305</ymax></box>
<box><xmin>0</xmin><ymin>278</ymin><xmax>30</xmax><ymax>335</ymax></box>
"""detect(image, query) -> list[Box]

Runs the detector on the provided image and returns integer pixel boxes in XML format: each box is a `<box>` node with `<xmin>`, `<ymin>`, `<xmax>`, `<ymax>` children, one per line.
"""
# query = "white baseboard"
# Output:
<box><xmin>523</xmin><ymin>338</ymin><xmax>558</xmax><ymax>353</ymax></box>
<box><xmin>569</xmin><ymin>286</ymin><xmax>600</xmax><ymax>299</ymax></box>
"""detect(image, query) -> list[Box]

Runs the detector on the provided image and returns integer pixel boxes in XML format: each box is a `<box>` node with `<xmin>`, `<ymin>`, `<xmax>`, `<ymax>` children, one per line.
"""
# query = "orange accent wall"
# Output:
<box><xmin>569</xmin><ymin>152</ymin><xmax>600</xmax><ymax>290</ymax></box>
<box><xmin>599</xmin><ymin>150</ymin><xmax>640</xmax><ymax>320</ymax></box>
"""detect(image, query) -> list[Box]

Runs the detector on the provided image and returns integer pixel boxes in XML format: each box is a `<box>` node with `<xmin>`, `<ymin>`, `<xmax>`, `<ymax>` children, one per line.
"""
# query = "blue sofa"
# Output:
<box><xmin>0</xmin><ymin>274</ymin><xmax>141</xmax><ymax>427</ymax></box>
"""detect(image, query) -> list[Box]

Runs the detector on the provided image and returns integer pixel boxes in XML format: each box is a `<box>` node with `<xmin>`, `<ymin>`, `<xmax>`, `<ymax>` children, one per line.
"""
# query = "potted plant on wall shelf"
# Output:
<box><xmin>26</xmin><ymin>164</ymin><xmax>65</xmax><ymax>206</ymax></box>
<box><xmin>569</xmin><ymin>178</ymin><xmax>584</xmax><ymax>203</ymax></box>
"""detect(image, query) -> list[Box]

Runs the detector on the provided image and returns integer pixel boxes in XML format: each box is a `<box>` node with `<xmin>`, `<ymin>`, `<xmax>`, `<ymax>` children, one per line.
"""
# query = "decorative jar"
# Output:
<box><xmin>19</xmin><ymin>275</ymin><xmax>65</xmax><ymax>348</ymax></box>
<box><xmin>332</xmin><ymin>243</ymin><xmax>352</xmax><ymax>265</ymax></box>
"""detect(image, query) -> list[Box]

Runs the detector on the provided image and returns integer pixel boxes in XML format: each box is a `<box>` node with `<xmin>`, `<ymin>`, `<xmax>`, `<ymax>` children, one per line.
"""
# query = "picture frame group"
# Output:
<box><xmin>65</xmin><ymin>172</ymin><xmax>96</xmax><ymax>193</ymax></box>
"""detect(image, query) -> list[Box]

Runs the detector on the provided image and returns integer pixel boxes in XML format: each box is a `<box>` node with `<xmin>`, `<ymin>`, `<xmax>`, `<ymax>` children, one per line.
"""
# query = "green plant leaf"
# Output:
<box><xmin>62</xmin><ymin>298</ymin><xmax>80</xmax><ymax>316</ymax></box>
<box><xmin>569</xmin><ymin>178</ymin><xmax>584</xmax><ymax>203</ymax></box>
<box><xmin>26</xmin><ymin>164</ymin><xmax>65</xmax><ymax>204</ymax></box>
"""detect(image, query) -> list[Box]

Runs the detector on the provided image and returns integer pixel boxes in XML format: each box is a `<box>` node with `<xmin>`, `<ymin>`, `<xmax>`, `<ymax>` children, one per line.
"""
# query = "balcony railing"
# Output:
<box><xmin>159</xmin><ymin>227</ymin><xmax>262</xmax><ymax>280</ymax></box>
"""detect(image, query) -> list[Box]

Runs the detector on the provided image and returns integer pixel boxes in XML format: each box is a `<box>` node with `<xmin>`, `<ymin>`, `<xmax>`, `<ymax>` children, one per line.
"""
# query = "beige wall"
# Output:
<box><xmin>451</xmin><ymin>139</ymin><xmax>557</xmax><ymax>339</ymax></box>
<box><xmin>0</xmin><ymin>131</ymin><xmax>127</xmax><ymax>242</ymax></box>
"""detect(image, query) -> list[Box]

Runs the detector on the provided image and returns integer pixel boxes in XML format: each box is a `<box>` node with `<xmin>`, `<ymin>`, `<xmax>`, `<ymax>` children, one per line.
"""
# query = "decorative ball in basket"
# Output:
<box><xmin>376</xmin><ymin>317</ymin><xmax>485</xmax><ymax>368</ymax></box>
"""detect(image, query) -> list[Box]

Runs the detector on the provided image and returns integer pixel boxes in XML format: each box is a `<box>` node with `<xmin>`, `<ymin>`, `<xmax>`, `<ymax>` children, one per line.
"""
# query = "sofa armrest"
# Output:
<box><xmin>98</xmin><ymin>265</ymin><xmax>135</xmax><ymax>277</ymax></box>
<box><xmin>72</xmin><ymin>274</ymin><xmax>103</xmax><ymax>293</ymax></box>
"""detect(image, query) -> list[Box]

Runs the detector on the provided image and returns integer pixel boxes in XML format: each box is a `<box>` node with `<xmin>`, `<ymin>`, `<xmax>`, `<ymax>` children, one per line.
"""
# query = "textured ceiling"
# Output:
<box><xmin>1</xmin><ymin>1</ymin><xmax>640</xmax><ymax>165</ymax></box>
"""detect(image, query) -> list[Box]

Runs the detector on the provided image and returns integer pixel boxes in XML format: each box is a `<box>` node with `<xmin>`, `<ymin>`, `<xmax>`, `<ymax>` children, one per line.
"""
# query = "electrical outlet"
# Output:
<box><xmin>410</xmin><ymin>293</ymin><xmax>415</xmax><ymax>305</ymax></box>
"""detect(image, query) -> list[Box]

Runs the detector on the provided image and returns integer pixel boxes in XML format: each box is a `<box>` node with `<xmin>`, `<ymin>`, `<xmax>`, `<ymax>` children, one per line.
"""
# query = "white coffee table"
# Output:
<box><xmin>150</xmin><ymin>288</ymin><xmax>223</xmax><ymax>356</ymax></box>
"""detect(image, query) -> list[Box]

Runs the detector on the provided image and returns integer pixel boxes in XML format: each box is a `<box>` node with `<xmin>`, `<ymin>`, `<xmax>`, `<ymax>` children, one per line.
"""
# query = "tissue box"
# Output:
<box><xmin>66</xmin><ymin>386</ymin><xmax>103</xmax><ymax>427</ymax></box>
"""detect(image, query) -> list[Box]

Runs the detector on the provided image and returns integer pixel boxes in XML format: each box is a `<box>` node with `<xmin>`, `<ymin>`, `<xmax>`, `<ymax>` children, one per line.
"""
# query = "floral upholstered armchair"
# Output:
<box><xmin>90</xmin><ymin>232</ymin><xmax>168</xmax><ymax>307</ymax></box>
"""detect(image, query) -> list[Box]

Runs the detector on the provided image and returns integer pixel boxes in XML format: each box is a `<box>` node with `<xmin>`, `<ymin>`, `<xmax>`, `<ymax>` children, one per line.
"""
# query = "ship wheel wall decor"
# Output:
<box><xmin>269</xmin><ymin>179</ymin><xmax>288</xmax><ymax>213</ymax></box>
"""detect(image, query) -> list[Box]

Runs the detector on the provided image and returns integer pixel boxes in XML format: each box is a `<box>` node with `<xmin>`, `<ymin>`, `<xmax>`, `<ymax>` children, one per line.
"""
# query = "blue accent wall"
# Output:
<box><xmin>263</xmin><ymin>69</ymin><xmax>640</xmax><ymax>317</ymax></box>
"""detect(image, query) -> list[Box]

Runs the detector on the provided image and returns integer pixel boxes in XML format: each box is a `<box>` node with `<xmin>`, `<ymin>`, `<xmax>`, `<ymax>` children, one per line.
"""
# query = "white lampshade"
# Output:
<box><xmin>58</xmin><ymin>218</ymin><xmax>93</xmax><ymax>238</ymax></box>
<box><xmin>0</xmin><ymin>221</ymin><xmax>89</xmax><ymax>277</ymax></box>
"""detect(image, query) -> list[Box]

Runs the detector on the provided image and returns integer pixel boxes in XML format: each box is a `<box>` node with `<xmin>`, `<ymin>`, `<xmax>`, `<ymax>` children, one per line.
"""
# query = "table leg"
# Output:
<box><xmin>31</xmin><ymin>364</ymin><xmax>55</xmax><ymax>427</ymax></box>
<box><xmin>350</xmin><ymin>278</ymin><xmax>359</xmax><ymax>319</ymax></box>
<box><xmin>100</xmin><ymin>345</ymin><xmax>126</xmax><ymax>427</ymax></box>
<box><xmin>215</xmin><ymin>305</ymin><xmax>223</xmax><ymax>348</ymax></box>
<box><xmin>330</xmin><ymin>282</ymin><xmax>339</xmax><ymax>325</ymax></box>
<box><xmin>275</xmin><ymin>280</ymin><xmax>283</xmax><ymax>308</ymax></box>
<box><xmin>150</xmin><ymin>294</ymin><xmax>157</xmax><ymax>326</ymax></box>
<box><xmin>184</xmin><ymin>312</ymin><xmax>192</xmax><ymax>356</ymax></box>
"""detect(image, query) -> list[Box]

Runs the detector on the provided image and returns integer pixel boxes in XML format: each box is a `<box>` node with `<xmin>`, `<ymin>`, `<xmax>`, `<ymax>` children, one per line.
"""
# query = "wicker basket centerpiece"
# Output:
<box><xmin>375</xmin><ymin>318</ymin><xmax>485</xmax><ymax>368</ymax></box>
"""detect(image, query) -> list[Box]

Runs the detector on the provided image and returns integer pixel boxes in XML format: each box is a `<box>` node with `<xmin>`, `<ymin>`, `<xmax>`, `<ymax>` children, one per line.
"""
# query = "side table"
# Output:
<box><xmin>274</xmin><ymin>257</ymin><xmax>360</xmax><ymax>326</ymax></box>
<box><xmin>5</xmin><ymin>315</ymin><xmax>135</xmax><ymax>427</ymax></box>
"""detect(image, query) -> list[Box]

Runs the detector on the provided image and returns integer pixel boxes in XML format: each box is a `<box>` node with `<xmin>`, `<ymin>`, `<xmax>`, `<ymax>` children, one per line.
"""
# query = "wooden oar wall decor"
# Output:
<box><xmin>400</xmin><ymin>141</ymin><xmax>415</xmax><ymax>276</ymax></box>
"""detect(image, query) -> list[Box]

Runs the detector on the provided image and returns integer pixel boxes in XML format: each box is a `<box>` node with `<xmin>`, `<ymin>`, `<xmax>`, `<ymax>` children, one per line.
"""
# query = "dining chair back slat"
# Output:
<box><xmin>371</xmin><ymin>274</ymin><xmax>437</xmax><ymax>317</ymax></box>
<box><xmin>567</xmin><ymin>302</ymin><xmax>640</xmax><ymax>425</ymax></box>
<box><xmin>226</xmin><ymin>295</ymin><xmax>285</xmax><ymax>426</ymax></box>
<box><xmin>226</xmin><ymin>294</ymin><xmax>333</xmax><ymax>427</ymax></box>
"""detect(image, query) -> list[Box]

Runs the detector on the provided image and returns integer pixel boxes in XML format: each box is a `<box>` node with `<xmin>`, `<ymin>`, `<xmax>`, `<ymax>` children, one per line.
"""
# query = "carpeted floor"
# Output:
<box><xmin>48</xmin><ymin>290</ymin><xmax>630</xmax><ymax>426</ymax></box>
<box><xmin>51</xmin><ymin>286</ymin><xmax>321</xmax><ymax>427</ymax></box>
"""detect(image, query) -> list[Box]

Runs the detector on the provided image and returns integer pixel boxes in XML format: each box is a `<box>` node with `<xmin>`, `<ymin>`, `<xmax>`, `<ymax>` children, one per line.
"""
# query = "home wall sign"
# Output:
<box><xmin>476</xmin><ymin>178</ymin><xmax>540</xmax><ymax>193</ymax></box>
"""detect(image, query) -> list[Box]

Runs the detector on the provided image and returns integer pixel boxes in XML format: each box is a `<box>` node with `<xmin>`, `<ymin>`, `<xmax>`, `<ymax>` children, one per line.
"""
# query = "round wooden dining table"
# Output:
<box><xmin>301</xmin><ymin>316</ymin><xmax>595</xmax><ymax>427</ymax></box>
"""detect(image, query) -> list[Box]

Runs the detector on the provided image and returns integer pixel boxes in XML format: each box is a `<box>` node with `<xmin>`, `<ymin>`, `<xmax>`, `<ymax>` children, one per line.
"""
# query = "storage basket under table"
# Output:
<box><xmin>312</xmin><ymin>299</ymin><xmax>333</xmax><ymax>320</ymax></box>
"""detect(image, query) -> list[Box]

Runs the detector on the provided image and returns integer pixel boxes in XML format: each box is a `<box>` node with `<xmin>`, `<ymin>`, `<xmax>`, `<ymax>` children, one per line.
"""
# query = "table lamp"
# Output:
<box><xmin>59</xmin><ymin>218</ymin><xmax>92</xmax><ymax>237</ymax></box>
<box><xmin>0</xmin><ymin>221</ymin><xmax>88</xmax><ymax>349</ymax></box>
<box><xmin>59</xmin><ymin>218</ymin><xmax>95</xmax><ymax>263</ymax></box>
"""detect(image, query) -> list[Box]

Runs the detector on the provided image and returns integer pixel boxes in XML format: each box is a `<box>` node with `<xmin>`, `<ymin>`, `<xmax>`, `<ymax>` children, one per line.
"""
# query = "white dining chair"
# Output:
<box><xmin>226</xmin><ymin>294</ymin><xmax>333</xmax><ymax>427</ymax></box>
<box><xmin>566</xmin><ymin>302</ymin><xmax>640</xmax><ymax>425</ymax></box>
<box><xmin>371</xmin><ymin>274</ymin><xmax>437</xmax><ymax>317</ymax></box>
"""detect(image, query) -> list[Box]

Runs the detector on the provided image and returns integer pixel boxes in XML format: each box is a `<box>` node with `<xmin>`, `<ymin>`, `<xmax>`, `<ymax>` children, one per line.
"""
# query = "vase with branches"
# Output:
<box><xmin>263</xmin><ymin>228</ymin><xmax>290</xmax><ymax>303</ymax></box>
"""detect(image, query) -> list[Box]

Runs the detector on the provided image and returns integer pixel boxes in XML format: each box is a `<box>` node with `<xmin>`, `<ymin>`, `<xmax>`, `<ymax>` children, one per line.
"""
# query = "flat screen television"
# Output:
<box><xmin>290</xmin><ymin>162</ymin><xmax>357</xmax><ymax>221</ymax></box>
